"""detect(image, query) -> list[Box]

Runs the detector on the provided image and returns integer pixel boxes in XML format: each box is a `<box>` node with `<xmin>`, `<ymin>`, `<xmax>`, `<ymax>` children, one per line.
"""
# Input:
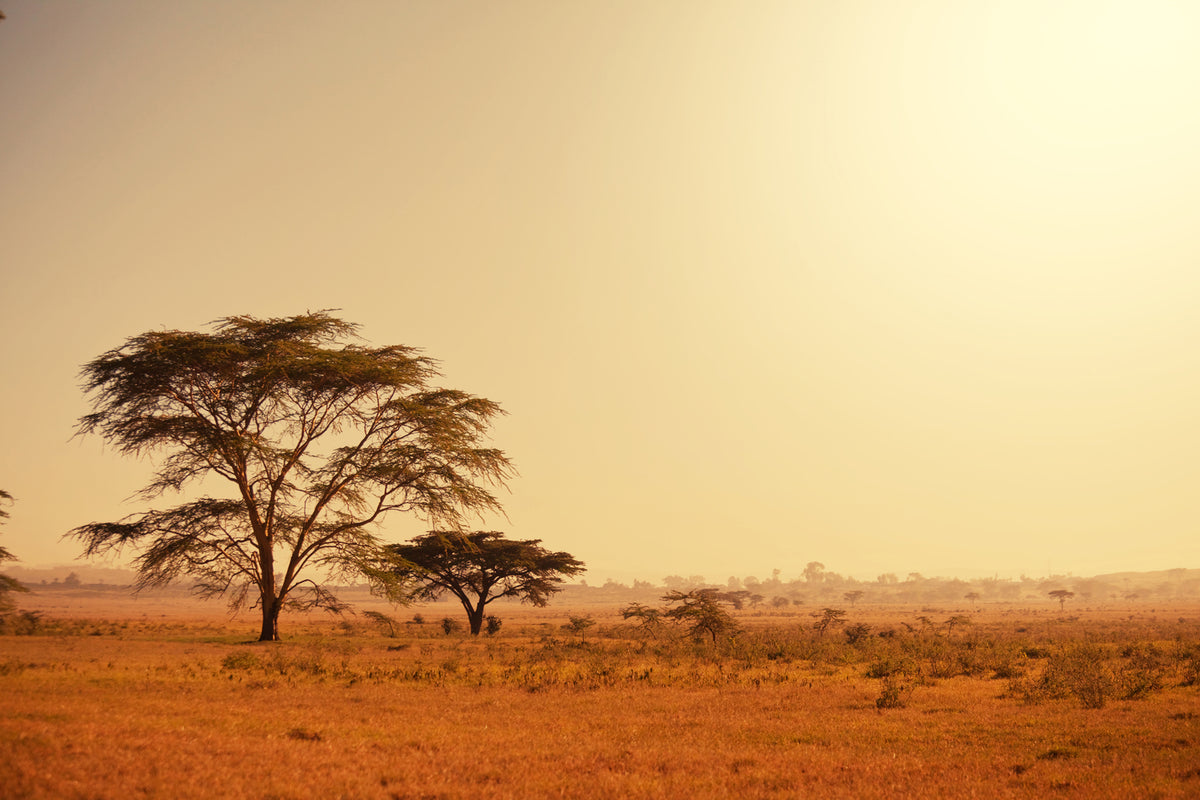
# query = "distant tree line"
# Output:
<box><xmin>567</xmin><ymin>566</ymin><xmax>1200</xmax><ymax>607</ymax></box>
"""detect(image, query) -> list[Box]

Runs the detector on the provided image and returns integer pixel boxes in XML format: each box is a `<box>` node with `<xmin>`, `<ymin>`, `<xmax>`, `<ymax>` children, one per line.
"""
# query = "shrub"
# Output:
<box><xmin>441</xmin><ymin>617</ymin><xmax>461</xmax><ymax>635</ymax></box>
<box><xmin>563</xmin><ymin>615</ymin><xmax>595</xmax><ymax>638</ymax></box>
<box><xmin>485</xmin><ymin>615</ymin><xmax>502</xmax><ymax>636</ymax></box>
<box><xmin>1015</xmin><ymin>644</ymin><xmax>1115</xmax><ymax>708</ymax></box>
<box><xmin>221</xmin><ymin>651</ymin><xmax>260</xmax><ymax>671</ymax></box>
<box><xmin>0</xmin><ymin>609</ymin><xmax>41</xmax><ymax>635</ymax></box>
<box><xmin>1178</xmin><ymin>643</ymin><xmax>1200</xmax><ymax>687</ymax></box>
<box><xmin>844</xmin><ymin>623</ymin><xmax>873</xmax><ymax>645</ymax></box>
<box><xmin>1118</xmin><ymin>643</ymin><xmax>1167</xmax><ymax>699</ymax></box>
<box><xmin>875</xmin><ymin>674</ymin><xmax>913</xmax><ymax>709</ymax></box>
<box><xmin>866</xmin><ymin>654</ymin><xmax>913</xmax><ymax>680</ymax></box>
<box><xmin>362</xmin><ymin>610</ymin><xmax>400</xmax><ymax>637</ymax></box>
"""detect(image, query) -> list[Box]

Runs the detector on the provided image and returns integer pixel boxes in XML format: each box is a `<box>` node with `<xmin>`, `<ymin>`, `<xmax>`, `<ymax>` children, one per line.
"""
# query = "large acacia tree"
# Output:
<box><xmin>70</xmin><ymin>312</ymin><xmax>514</xmax><ymax>641</ymax></box>
<box><xmin>389</xmin><ymin>531</ymin><xmax>584</xmax><ymax>634</ymax></box>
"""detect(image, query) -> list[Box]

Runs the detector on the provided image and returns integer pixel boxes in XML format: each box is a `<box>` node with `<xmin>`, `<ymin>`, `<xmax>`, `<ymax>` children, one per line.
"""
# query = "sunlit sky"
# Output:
<box><xmin>3</xmin><ymin>1</ymin><xmax>1200</xmax><ymax>584</ymax></box>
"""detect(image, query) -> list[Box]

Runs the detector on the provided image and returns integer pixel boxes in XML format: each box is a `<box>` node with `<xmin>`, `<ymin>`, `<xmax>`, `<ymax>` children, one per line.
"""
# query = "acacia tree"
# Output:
<box><xmin>389</xmin><ymin>531</ymin><xmax>584</xmax><ymax>634</ymax></box>
<box><xmin>69</xmin><ymin>313</ymin><xmax>514</xmax><ymax>641</ymax></box>
<box><xmin>0</xmin><ymin>490</ymin><xmax>28</xmax><ymax>611</ymax></box>
<box><xmin>811</xmin><ymin>607</ymin><xmax>846</xmax><ymax>636</ymax></box>
<box><xmin>1049</xmin><ymin>589</ymin><xmax>1075</xmax><ymax>610</ymax></box>
<box><xmin>661</xmin><ymin>588</ymin><xmax>740</xmax><ymax>643</ymax></box>
<box><xmin>620</xmin><ymin>602</ymin><xmax>665</xmax><ymax>636</ymax></box>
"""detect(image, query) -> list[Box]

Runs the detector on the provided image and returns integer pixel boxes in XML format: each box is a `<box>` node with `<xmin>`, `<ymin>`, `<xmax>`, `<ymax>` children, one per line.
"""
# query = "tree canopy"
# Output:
<box><xmin>1049</xmin><ymin>589</ymin><xmax>1075</xmax><ymax>610</ymax></box>
<box><xmin>0</xmin><ymin>490</ymin><xmax>28</xmax><ymax>611</ymax></box>
<box><xmin>661</xmin><ymin>588</ymin><xmax>740</xmax><ymax>643</ymax></box>
<box><xmin>388</xmin><ymin>531</ymin><xmax>584</xmax><ymax>635</ymax></box>
<box><xmin>69</xmin><ymin>312</ymin><xmax>514</xmax><ymax>640</ymax></box>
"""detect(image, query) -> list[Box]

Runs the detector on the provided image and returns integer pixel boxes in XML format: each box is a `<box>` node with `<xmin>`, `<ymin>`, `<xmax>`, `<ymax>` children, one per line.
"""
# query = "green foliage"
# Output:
<box><xmin>67</xmin><ymin>313</ymin><xmax>514</xmax><ymax>641</ymax></box>
<box><xmin>389</xmin><ymin>531</ymin><xmax>584</xmax><ymax>635</ymax></box>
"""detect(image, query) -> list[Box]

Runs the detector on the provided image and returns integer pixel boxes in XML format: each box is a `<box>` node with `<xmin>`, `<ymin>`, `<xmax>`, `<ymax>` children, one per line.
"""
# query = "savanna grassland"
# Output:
<box><xmin>2</xmin><ymin>592</ymin><xmax>1199</xmax><ymax>799</ymax></box>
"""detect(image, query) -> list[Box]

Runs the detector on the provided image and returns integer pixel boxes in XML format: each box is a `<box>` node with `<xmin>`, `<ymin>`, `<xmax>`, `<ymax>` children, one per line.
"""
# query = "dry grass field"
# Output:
<box><xmin>2</xmin><ymin>591</ymin><xmax>1199</xmax><ymax>799</ymax></box>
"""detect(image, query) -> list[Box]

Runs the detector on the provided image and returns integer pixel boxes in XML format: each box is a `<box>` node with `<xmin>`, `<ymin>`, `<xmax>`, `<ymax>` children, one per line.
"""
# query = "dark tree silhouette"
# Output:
<box><xmin>621</xmin><ymin>602</ymin><xmax>665</xmax><ymax>636</ymax></box>
<box><xmin>1049</xmin><ymin>589</ymin><xmax>1075</xmax><ymax>610</ymax></box>
<box><xmin>69</xmin><ymin>312</ymin><xmax>513</xmax><ymax>641</ymax></box>
<box><xmin>811</xmin><ymin>607</ymin><xmax>847</xmax><ymax>636</ymax></box>
<box><xmin>0</xmin><ymin>490</ymin><xmax>28</xmax><ymax>611</ymax></box>
<box><xmin>661</xmin><ymin>588</ymin><xmax>740</xmax><ymax>643</ymax></box>
<box><xmin>389</xmin><ymin>531</ymin><xmax>584</xmax><ymax>635</ymax></box>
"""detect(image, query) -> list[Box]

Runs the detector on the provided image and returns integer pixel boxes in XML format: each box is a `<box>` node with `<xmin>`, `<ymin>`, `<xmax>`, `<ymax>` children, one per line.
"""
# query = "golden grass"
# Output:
<box><xmin>2</xmin><ymin>599</ymin><xmax>1199</xmax><ymax>798</ymax></box>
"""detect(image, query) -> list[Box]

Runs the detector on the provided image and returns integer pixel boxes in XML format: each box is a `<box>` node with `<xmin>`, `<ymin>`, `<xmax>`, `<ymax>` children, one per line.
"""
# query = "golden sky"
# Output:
<box><xmin>3</xmin><ymin>1</ymin><xmax>1200</xmax><ymax>582</ymax></box>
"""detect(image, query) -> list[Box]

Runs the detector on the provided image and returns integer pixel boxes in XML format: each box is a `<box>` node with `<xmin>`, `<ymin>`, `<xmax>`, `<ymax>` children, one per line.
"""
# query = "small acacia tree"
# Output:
<box><xmin>388</xmin><ymin>531</ymin><xmax>584</xmax><ymax>635</ymax></box>
<box><xmin>69</xmin><ymin>312</ymin><xmax>514</xmax><ymax>641</ymax></box>
<box><xmin>662</xmin><ymin>588</ymin><xmax>740</xmax><ymax>643</ymax></box>
<box><xmin>620</xmin><ymin>602</ymin><xmax>665</xmax><ymax>636</ymax></box>
<box><xmin>812</xmin><ymin>607</ymin><xmax>847</xmax><ymax>636</ymax></box>
<box><xmin>1049</xmin><ymin>589</ymin><xmax>1075</xmax><ymax>611</ymax></box>
<box><xmin>0</xmin><ymin>490</ymin><xmax>29</xmax><ymax>612</ymax></box>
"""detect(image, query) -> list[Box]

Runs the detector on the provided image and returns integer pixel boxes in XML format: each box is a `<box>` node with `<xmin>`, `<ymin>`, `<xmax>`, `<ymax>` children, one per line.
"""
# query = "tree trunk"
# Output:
<box><xmin>468</xmin><ymin>605</ymin><xmax>484</xmax><ymax>636</ymax></box>
<box><xmin>257</xmin><ymin>540</ymin><xmax>280</xmax><ymax>641</ymax></box>
<box><xmin>259</xmin><ymin>596</ymin><xmax>281</xmax><ymax>641</ymax></box>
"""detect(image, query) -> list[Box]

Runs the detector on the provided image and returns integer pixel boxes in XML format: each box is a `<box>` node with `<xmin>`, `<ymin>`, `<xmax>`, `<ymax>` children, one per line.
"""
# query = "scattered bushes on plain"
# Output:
<box><xmin>0</xmin><ymin>609</ymin><xmax>41</xmax><ymax>635</ymax></box>
<box><xmin>7</xmin><ymin>604</ymin><xmax>1200</xmax><ymax>705</ymax></box>
<box><xmin>1009</xmin><ymin>641</ymin><xmax>1181</xmax><ymax>708</ymax></box>
<box><xmin>875</xmin><ymin>674</ymin><xmax>914</xmax><ymax>709</ymax></box>
<box><xmin>221</xmin><ymin>651</ymin><xmax>260</xmax><ymax>671</ymax></box>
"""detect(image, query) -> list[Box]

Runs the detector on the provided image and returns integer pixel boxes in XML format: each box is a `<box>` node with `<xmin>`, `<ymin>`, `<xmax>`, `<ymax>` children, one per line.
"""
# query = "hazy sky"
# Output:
<box><xmin>3</xmin><ymin>1</ymin><xmax>1200</xmax><ymax>584</ymax></box>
